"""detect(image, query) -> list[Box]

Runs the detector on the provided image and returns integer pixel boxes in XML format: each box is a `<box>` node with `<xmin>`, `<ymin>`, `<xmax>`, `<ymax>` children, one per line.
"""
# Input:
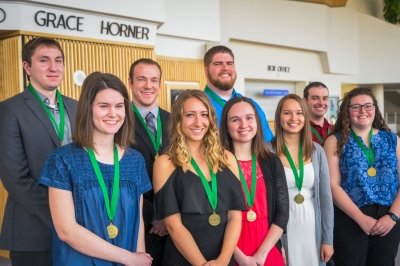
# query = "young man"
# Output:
<box><xmin>0</xmin><ymin>37</ymin><xmax>77</xmax><ymax>266</ymax></box>
<box><xmin>303</xmin><ymin>82</ymin><xmax>333</xmax><ymax>145</ymax></box>
<box><xmin>203</xmin><ymin>45</ymin><xmax>274</xmax><ymax>142</ymax></box>
<box><xmin>128</xmin><ymin>58</ymin><xmax>170</xmax><ymax>266</ymax></box>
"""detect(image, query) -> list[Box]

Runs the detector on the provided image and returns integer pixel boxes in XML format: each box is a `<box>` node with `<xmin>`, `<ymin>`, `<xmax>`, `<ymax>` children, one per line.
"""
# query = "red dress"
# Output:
<box><xmin>236</xmin><ymin>160</ymin><xmax>284</xmax><ymax>266</ymax></box>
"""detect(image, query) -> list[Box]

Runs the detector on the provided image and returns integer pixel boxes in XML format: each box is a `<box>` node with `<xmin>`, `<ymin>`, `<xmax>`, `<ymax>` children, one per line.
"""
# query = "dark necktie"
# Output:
<box><xmin>145</xmin><ymin>112</ymin><xmax>156</xmax><ymax>135</ymax></box>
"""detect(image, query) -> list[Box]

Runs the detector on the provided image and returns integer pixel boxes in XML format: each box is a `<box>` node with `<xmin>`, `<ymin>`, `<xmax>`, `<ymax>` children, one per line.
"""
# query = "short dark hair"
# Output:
<box><xmin>22</xmin><ymin>37</ymin><xmax>64</xmax><ymax>65</ymax></box>
<box><xmin>73</xmin><ymin>72</ymin><xmax>134</xmax><ymax>149</ymax></box>
<box><xmin>203</xmin><ymin>45</ymin><xmax>235</xmax><ymax>67</ymax></box>
<box><xmin>128</xmin><ymin>58</ymin><xmax>162</xmax><ymax>81</ymax></box>
<box><xmin>220</xmin><ymin>96</ymin><xmax>270</xmax><ymax>159</ymax></box>
<box><xmin>303</xmin><ymin>82</ymin><xmax>328</xmax><ymax>98</ymax></box>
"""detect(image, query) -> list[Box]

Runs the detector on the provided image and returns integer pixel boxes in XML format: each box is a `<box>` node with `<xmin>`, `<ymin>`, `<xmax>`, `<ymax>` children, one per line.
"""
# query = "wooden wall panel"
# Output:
<box><xmin>0</xmin><ymin>35</ymin><xmax>23</xmax><ymax>101</ymax></box>
<box><xmin>157</xmin><ymin>56</ymin><xmax>206</xmax><ymax>109</ymax></box>
<box><xmin>23</xmin><ymin>35</ymin><xmax>154</xmax><ymax>100</ymax></box>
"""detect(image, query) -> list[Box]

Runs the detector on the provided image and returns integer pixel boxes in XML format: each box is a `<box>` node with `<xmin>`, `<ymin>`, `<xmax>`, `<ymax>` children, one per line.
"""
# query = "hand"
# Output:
<box><xmin>253</xmin><ymin>250</ymin><xmax>268</xmax><ymax>266</ymax></box>
<box><xmin>235</xmin><ymin>255</ymin><xmax>258</xmax><ymax>266</ymax></box>
<box><xmin>320</xmin><ymin>244</ymin><xmax>334</xmax><ymax>262</ymax></box>
<box><xmin>125</xmin><ymin>252</ymin><xmax>153</xmax><ymax>266</ymax></box>
<box><xmin>370</xmin><ymin>215</ymin><xmax>396</xmax><ymax>236</ymax></box>
<box><xmin>281</xmin><ymin>247</ymin><xmax>287</xmax><ymax>266</ymax></box>
<box><xmin>149</xmin><ymin>219</ymin><xmax>168</xmax><ymax>236</ymax></box>
<box><xmin>355</xmin><ymin>213</ymin><xmax>377</xmax><ymax>235</ymax></box>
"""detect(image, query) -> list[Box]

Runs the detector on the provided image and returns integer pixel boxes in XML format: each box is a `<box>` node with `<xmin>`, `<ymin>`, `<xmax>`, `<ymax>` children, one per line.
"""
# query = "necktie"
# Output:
<box><xmin>145</xmin><ymin>112</ymin><xmax>156</xmax><ymax>135</ymax></box>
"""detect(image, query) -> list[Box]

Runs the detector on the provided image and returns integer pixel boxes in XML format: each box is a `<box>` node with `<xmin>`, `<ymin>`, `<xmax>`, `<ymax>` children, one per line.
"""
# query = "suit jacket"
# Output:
<box><xmin>0</xmin><ymin>88</ymin><xmax>77</xmax><ymax>251</ymax></box>
<box><xmin>132</xmin><ymin>107</ymin><xmax>170</xmax><ymax>226</ymax></box>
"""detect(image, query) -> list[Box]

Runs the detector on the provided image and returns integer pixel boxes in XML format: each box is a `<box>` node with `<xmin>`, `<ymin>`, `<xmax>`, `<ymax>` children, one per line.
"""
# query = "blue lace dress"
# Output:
<box><xmin>40</xmin><ymin>144</ymin><xmax>151</xmax><ymax>266</ymax></box>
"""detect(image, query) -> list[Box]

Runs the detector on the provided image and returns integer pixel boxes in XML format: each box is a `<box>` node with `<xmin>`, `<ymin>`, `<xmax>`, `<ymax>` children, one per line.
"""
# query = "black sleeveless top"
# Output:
<box><xmin>155</xmin><ymin>166</ymin><xmax>246</xmax><ymax>265</ymax></box>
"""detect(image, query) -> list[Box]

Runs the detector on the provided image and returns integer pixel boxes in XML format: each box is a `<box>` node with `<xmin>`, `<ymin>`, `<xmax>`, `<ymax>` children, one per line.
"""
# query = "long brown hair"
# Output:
<box><xmin>167</xmin><ymin>89</ymin><xmax>228</xmax><ymax>172</ymax></box>
<box><xmin>220</xmin><ymin>96</ymin><xmax>270</xmax><ymax>159</ymax></box>
<box><xmin>333</xmin><ymin>87</ymin><xmax>389</xmax><ymax>155</ymax></box>
<box><xmin>273</xmin><ymin>94</ymin><xmax>313</xmax><ymax>160</ymax></box>
<box><xmin>73</xmin><ymin>72</ymin><xmax>134</xmax><ymax>150</ymax></box>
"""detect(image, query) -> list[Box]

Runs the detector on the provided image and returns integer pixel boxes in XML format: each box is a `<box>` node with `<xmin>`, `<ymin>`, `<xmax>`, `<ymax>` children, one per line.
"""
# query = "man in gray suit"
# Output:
<box><xmin>0</xmin><ymin>37</ymin><xmax>77</xmax><ymax>266</ymax></box>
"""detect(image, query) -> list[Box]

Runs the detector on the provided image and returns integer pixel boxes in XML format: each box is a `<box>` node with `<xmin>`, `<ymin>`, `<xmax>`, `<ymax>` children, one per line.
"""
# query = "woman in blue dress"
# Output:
<box><xmin>324</xmin><ymin>87</ymin><xmax>400</xmax><ymax>266</ymax></box>
<box><xmin>40</xmin><ymin>72</ymin><xmax>153</xmax><ymax>265</ymax></box>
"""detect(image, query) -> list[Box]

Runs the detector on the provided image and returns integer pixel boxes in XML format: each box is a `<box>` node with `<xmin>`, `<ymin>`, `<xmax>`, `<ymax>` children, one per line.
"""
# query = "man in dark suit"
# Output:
<box><xmin>0</xmin><ymin>37</ymin><xmax>77</xmax><ymax>266</ymax></box>
<box><xmin>128</xmin><ymin>58</ymin><xmax>170</xmax><ymax>266</ymax></box>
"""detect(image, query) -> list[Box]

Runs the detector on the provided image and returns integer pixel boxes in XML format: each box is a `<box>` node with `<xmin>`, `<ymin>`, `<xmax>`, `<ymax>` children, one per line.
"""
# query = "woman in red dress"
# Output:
<box><xmin>220</xmin><ymin>97</ymin><xmax>289</xmax><ymax>266</ymax></box>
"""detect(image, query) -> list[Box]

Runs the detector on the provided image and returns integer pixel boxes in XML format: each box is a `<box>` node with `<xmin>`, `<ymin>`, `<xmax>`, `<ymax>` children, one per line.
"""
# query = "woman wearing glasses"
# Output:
<box><xmin>324</xmin><ymin>87</ymin><xmax>400</xmax><ymax>265</ymax></box>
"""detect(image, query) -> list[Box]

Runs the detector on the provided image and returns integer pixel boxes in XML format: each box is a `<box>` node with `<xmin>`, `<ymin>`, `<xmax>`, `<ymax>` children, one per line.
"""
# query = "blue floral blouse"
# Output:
<box><xmin>338</xmin><ymin>130</ymin><xmax>398</xmax><ymax>207</ymax></box>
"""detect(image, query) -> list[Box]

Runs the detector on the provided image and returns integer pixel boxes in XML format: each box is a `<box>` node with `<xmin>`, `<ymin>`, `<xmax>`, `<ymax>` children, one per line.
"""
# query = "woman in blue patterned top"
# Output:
<box><xmin>324</xmin><ymin>87</ymin><xmax>400</xmax><ymax>266</ymax></box>
<box><xmin>40</xmin><ymin>72</ymin><xmax>153</xmax><ymax>265</ymax></box>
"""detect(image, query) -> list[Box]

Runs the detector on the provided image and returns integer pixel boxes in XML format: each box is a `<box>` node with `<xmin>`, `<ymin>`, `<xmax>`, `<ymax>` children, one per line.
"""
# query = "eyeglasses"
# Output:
<box><xmin>349</xmin><ymin>103</ymin><xmax>375</xmax><ymax>112</ymax></box>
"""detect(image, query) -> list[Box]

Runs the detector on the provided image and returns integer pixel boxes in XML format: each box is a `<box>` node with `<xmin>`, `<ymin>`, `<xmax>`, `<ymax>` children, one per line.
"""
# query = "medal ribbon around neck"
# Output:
<box><xmin>204</xmin><ymin>85</ymin><xmax>226</xmax><ymax>108</ymax></box>
<box><xmin>283</xmin><ymin>143</ymin><xmax>304</xmax><ymax>194</ymax></box>
<box><xmin>350</xmin><ymin>128</ymin><xmax>375</xmax><ymax>168</ymax></box>
<box><xmin>131</xmin><ymin>104</ymin><xmax>162</xmax><ymax>154</ymax></box>
<box><xmin>311</xmin><ymin>126</ymin><xmax>330</xmax><ymax>144</ymax></box>
<box><xmin>87</xmin><ymin>145</ymin><xmax>120</xmax><ymax>229</ymax></box>
<box><xmin>237</xmin><ymin>153</ymin><xmax>257</xmax><ymax>209</ymax></box>
<box><xmin>190</xmin><ymin>158</ymin><xmax>218</xmax><ymax>212</ymax></box>
<box><xmin>28</xmin><ymin>83</ymin><xmax>65</xmax><ymax>141</ymax></box>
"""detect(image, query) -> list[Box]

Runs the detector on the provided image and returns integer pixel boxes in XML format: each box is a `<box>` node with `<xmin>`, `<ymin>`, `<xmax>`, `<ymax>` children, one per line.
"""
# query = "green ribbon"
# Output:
<box><xmin>190</xmin><ymin>158</ymin><xmax>218</xmax><ymax>211</ymax></box>
<box><xmin>237</xmin><ymin>153</ymin><xmax>257</xmax><ymax>209</ymax></box>
<box><xmin>204</xmin><ymin>85</ymin><xmax>226</xmax><ymax>108</ymax></box>
<box><xmin>87</xmin><ymin>144</ymin><xmax>120</xmax><ymax>223</ymax></box>
<box><xmin>28</xmin><ymin>83</ymin><xmax>65</xmax><ymax>141</ymax></box>
<box><xmin>131</xmin><ymin>103</ymin><xmax>162</xmax><ymax>154</ymax></box>
<box><xmin>350</xmin><ymin>128</ymin><xmax>375</xmax><ymax>167</ymax></box>
<box><xmin>311</xmin><ymin>126</ymin><xmax>330</xmax><ymax>144</ymax></box>
<box><xmin>283</xmin><ymin>143</ymin><xmax>304</xmax><ymax>193</ymax></box>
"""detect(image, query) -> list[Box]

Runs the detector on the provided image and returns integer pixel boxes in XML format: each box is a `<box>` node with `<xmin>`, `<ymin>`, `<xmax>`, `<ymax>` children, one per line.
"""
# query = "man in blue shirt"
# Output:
<box><xmin>203</xmin><ymin>45</ymin><xmax>274</xmax><ymax>142</ymax></box>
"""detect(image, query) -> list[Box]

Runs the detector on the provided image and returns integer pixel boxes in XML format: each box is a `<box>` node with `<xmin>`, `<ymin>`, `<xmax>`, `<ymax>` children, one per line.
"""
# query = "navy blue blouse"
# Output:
<box><xmin>40</xmin><ymin>144</ymin><xmax>151</xmax><ymax>265</ymax></box>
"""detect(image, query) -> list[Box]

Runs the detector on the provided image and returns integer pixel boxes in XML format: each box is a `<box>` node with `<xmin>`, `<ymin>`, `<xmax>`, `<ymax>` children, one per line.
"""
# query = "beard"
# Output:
<box><xmin>208</xmin><ymin>73</ymin><xmax>236</xmax><ymax>91</ymax></box>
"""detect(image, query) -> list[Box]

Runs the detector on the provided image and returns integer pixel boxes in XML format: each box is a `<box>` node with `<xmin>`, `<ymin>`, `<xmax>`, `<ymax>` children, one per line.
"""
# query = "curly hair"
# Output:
<box><xmin>333</xmin><ymin>87</ymin><xmax>390</xmax><ymax>155</ymax></box>
<box><xmin>272</xmin><ymin>94</ymin><xmax>314</xmax><ymax>161</ymax></box>
<box><xmin>167</xmin><ymin>89</ymin><xmax>228</xmax><ymax>172</ymax></box>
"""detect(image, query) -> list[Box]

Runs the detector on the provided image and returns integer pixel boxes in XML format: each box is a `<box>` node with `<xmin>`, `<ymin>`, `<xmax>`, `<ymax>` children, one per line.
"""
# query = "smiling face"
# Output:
<box><xmin>23</xmin><ymin>45</ymin><xmax>64</xmax><ymax>93</ymax></box>
<box><xmin>227</xmin><ymin>101</ymin><xmax>257</xmax><ymax>145</ymax></box>
<box><xmin>348</xmin><ymin>94</ymin><xmax>375</xmax><ymax>130</ymax></box>
<box><xmin>92</xmin><ymin>88</ymin><xmax>126</xmax><ymax>139</ymax></box>
<box><xmin>129</xmin><ymin>62</ymin><xmax>161</xmax><ymax>109</ymax></box>
<box><xmin>304</xmin><ymin>86</ymin><xmax>329</xmax><ymax>120</ymax></box>
<box><xmin>205</xmin><ymin>52</ymin><xmax>237</xmax><ymax>92</ymax></box>
<box><xmin>181</xmin><ymin>97</ymin><xmax>210</xmax><ymax>144</ymax></box>
<box><xmin>280</xmin><ymin>98</ymin><xmax>305</xmax><ymax>135</ymax></box>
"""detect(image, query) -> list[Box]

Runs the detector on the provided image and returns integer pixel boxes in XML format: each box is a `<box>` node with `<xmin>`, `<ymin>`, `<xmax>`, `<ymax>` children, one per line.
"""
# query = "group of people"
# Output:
<box><xmin>0</xmin><ymin>37</ymin><xmax>399</xmax><ymax>266</ymax></box>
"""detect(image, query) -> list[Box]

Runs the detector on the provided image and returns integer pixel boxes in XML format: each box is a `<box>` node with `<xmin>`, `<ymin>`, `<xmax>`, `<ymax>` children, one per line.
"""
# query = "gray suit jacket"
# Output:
<box><xmin>0</xmin><ymin>88</ymin><xmax>77</xmax><ymax>251</ymax></box>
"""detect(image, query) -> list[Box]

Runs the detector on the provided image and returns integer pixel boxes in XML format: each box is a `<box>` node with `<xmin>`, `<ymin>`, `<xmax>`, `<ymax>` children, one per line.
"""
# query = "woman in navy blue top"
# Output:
<box><xmin>324</xmin><ymin>87</ymin><xmax>400</xmax><ymax>266</ymax></box>
<box><xmin>40</xmin><ymin>72</ymin><xmax>152</xmax><ymax>265</ymax></box>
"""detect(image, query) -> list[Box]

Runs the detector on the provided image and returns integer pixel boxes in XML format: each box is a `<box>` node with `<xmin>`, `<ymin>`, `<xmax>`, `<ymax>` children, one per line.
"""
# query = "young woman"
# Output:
<box><xmin>153</xmin><ymin>89</ymin><xmax>245</xmax><ymax>265</ymax></box>
<box><xmin>324</xmin><ymin>88</ymin><xmax>400</xmax><ymax>266</ymax></box>
<box><xmin>219</xmin><ymin>97</ymin><xmax>289</xmax><ymax>266</ymax></box>
<box><xmin>40</xmin><ymin>72</ymin><xmax>153</xmax><ymax>266</ymax></box>
<box><xmin>273</xmin><ymin>94</ymin><xmax>334</xmax><ymax>266</ymax></box>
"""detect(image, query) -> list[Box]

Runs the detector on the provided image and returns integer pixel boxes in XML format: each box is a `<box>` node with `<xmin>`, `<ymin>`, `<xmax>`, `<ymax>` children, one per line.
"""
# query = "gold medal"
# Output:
<box><xmin>107</xmin><ymin>223</ymin><xmax>119</xmax><ymax>239</ymax></box>
<box><xmin>208</xmin><ymin>212</ymin><xmax>221</xmax><ymax>226</ymax></box>
<box><xmin>247</xmin><ymin>209</ymin><xmax>257</xmax><ymax>222</ymax></box>
<box><xmin>368</xmin><ymin>167</ymin><xmax>376</xmax><ymax>177</ymax></box>
<box><xmin>294</xmin><ymin>193</ymin><xmax>304</xmax><ymax>204</ymax></box>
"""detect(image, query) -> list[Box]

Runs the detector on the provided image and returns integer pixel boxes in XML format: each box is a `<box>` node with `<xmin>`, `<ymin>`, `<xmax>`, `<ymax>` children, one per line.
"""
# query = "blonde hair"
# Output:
<box><xmin>167</xmin><ymin>89</ymin><xmax>228</xmax><ymax>172</ymax></box>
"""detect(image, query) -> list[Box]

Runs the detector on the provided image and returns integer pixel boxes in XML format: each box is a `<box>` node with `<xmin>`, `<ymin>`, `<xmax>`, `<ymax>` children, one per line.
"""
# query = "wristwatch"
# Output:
<box><xmin>388</xmin><ymin>212</ymin><xmax>400</xmax><ymax>222</ymax></box>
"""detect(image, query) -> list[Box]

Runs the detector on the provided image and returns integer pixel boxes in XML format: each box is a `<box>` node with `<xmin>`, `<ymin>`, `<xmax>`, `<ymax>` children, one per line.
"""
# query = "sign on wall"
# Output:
<box><xmin>0</xmin><ymin>2</ymin><xmax>157</xmax><ymax>46</ymax></box>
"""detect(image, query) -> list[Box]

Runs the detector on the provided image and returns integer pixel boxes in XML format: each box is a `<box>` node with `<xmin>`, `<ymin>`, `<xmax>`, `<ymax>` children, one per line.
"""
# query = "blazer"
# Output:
<box><xmin>258</xmin><ymin>154</ymin><xmax>289</xmax><ymax>231</ymax></box>
<box><xmin>0</xmin><ymin>88</ymin><xmax>77</xmax><ymax>251</ymax></box>
<box><xmin>132</xmin><ymin>107</ymin><xmax>170</xmax><ymax>226</ymax></box>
